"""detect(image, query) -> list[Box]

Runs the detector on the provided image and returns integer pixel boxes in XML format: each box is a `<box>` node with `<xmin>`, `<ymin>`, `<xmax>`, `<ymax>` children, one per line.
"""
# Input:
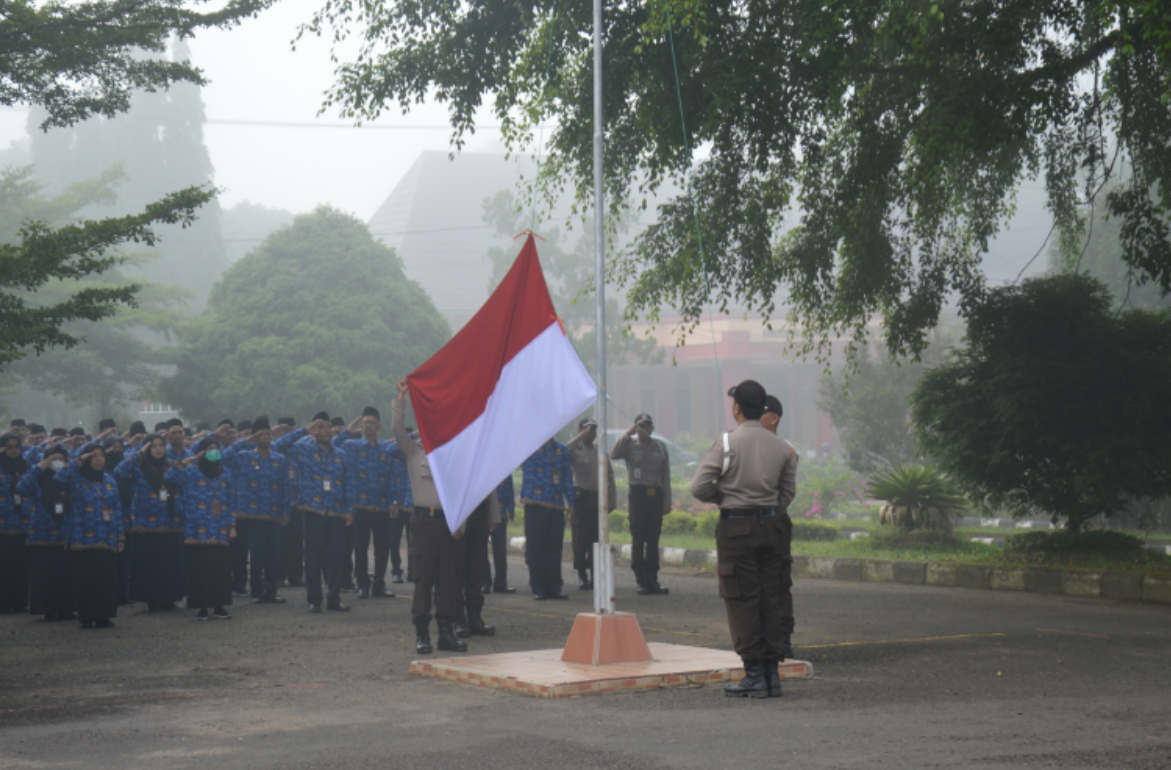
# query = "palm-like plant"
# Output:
<box><xmin>870</xmin><ymin>465</ymin><xmax>968</xmax><ymax>531</ymax></box>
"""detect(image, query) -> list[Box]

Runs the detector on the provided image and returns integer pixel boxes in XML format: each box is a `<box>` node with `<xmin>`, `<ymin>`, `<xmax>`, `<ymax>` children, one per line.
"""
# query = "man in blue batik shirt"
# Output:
<box><xmin>520</xmin><ymin>437</ymin><xmax>574</xmax><ymax>600</ymax></box>
<box><xmin>333</xmin><ymin>407</ymin><xmax>397</xmax><ymax>600</ymax></box>
<box><xmin>274</xmin><ymin>411</ymin><xmax>354</xmax><ymax>613</ymax></box>
<box><xmin>386</xmin><ymin>434</ymin><xmax>413</xmax><ymax>583</ymax></box>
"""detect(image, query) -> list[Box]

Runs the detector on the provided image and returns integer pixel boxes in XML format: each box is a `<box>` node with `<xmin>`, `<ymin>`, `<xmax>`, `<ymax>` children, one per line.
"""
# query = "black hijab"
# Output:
<box><xmin>1</xmin><ymin>433</ymin><xmax>28</xmax><ymax>503</ymax></box>
<box><xmin>102</xmin><ymin>436</ymin><xmax>125</xmax><ymax>470</ymax></box>
<box><xmin>37</xmin><ymin>444</ymin><xmax>70</xmax><ymax>520</ymax></box>
<box><xmin>140</xmin><ymin>436</ymin><xmax>168</xmax><ymax>492</ymax></box>
<box><xmin>195</xmin><ymin>436</ymin><xmax>222</xmax><ymax>479</ymax></box>
<box><xmin>78</xmin><ymin>444</ymin><xmax>106</xmax><ymax>484</ymax></box>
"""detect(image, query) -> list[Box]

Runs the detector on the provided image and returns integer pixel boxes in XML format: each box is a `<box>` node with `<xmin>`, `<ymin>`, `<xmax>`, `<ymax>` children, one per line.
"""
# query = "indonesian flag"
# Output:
<box><xmin>406</xmin><ymin>234</ymin><xmax>597</xmax><ymax>532</ymax></box>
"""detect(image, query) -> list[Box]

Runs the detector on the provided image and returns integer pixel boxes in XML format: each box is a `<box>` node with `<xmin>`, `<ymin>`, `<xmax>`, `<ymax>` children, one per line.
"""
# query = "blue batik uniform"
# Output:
<box><xmin>165</xmin><ymin>465</ymin><xmax>235</xmax><ymax>545</ymax></box>
<box><xmin>521</xmin><ymin>440</ymin><xmax>575</xmax><ymax>509</ymax></box>
<box><xmin>20</xmin><ymin>467</ymin><xmax>67</xmax><ymax>546</ymax></box>
<box><xmin>115</xmin><ymin>453</ymin><xmax>182</xmax><ymax>534</ymax></box>
<box><xmin>331</xmin><ymin>434</ymin><xmax>394</xmax><ymax>513</ymax></box>
<box><xmin>222</xmin><ymin>441</ymin><xmax>290</xmax><ymax>523</ymax></box>
<box><xmin>274</xmin><ymin>428</ymin><xmax>351</xmax><ymax>518</ymax></box>
<box><xmin>166</xmin><ymin>445</ymin><xmax>193</xmax><ymax>464</ymax></box>
<box><xmin>0</xmin><ymin>463</ymin><xmax>29</xmax><ymax>536</ymax></box>
<box><xmin>55</xmin><ymin>462</ymin><xmax>124</xmax><ymax>552</ymax></box>
<box><xmin>386</xmin><ymin>441</ymin><xmax>413</xmax><ymax>508</ymax></box>
<box><xmin>520</xmin><ymin>440</ymin><xmax>573</xmax><ymax>596</ymax></box>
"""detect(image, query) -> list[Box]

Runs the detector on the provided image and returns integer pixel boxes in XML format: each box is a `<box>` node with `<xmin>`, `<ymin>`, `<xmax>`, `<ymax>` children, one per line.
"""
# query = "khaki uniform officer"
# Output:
<box><xmin>610</xmin><ymin>413</ymin><xmax>671</xmax><ymax>595</ymax></box>
<box><xmin>566</xmin><ymin>418</ymin><xmax>617</xmax><ymax>590</ymax></box>
<box><xmin>394</xmin><ymin>380</ymin><xmax>464</xmax><ymax>655</ymax></box>
<box><xmin>690</xmin><ymin>380</ymin><xmax>796</xmax><ymax>699</ymax></box>
<box><xmin>761</xmin><ymin>394</ymin><xmax>798</xmax><ymax>659</ymax></box>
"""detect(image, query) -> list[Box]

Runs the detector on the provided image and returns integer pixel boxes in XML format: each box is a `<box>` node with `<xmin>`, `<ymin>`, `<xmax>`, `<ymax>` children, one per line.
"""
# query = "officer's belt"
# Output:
<box><xmin>413</xmin><ymin>506</ymin><xmax>444</xmax><ymax>517</ymax></box>
<box><xmin>720</xmin><ymin>506</ymin><xmax>779</xmax><ymax>519</ymax></box>
<box><xmin>630</xmin><ymin>485</ymin><xmax>660</xmax><ymax>497</ymax></box>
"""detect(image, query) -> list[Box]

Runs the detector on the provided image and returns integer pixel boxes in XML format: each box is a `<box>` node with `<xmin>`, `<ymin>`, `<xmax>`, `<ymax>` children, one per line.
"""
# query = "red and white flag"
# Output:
<box><xmin>406</xmin><ymin>234</ymin><xmax>597</xmax><ymax>532</ymax></box>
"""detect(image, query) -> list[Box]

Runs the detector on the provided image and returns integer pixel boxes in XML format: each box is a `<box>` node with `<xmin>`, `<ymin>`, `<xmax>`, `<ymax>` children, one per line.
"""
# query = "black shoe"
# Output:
<box><xmin>578</xmin><ymin>569</ymin><xmax>592</xmax><ymax>590</ymax></box>
<box><xmin>287</xmin><ymin>579</ymin><xmax>305</xmax><ymax>588</ymax></box>
<box><xmin>495</xmin><ymin>585</ymin><xmax>516</xmax><ymax>594</ymax></box>
<box><xmin>56</xmin><ymin>612</ymin><xmax>77</xmax><ymax>621</ymax></box>
<box><xmin>635</xmin><ymin>568</ymin><xmax>650</xmax><ymax>595</ymax></box>
<box><xmin>232</xmin><ymin>589</ymin><xmax>249</xmax><ymax>598</ymax></box>
<box><xmin>94</xmin><ymin>618</ymin><xmax>114</xmax><ymax>628</ymax></box>
<box><xmin>79</xmin><ymin>620</ymin><xmax>95</xmax><ymax>629</ymax></box>
<box><xmin>764</xmin><ymin>660</ymin><xmax>783</xmax><ymax>698</ymax></box>
<box><xmin>370</xmin><ymin>586</ymin><xmax>396</xmax><ymax>598</ymax></box>
<box><xmin>308</xmin><ymin>603</ymin><xmax>322</xmax><ymax>613</ymax></box>
<box><xmin>725</xmin><ymin>662</ymin><xmax>769</xmax><ymax>698</ymax></box>
<box><xmin>392</xmin><ymin>575</ymin><xmax>405</xmax><ymax>584</ymax></box>
<box><xmin>481</xmin><ymin>582</ymin><xmax>493</xmax><ymax>594</ymax></box>
<box><xmin>340</xmin><ymin>584</ymin><xmax>356</xmax><ymax>593</ymax></box>
<box><xmin>469</xmin><ymin>608</ymin><xmax>496</xmax><ymax>636</ymax></box>
<box><xmin>195</xmin><ymin>609</ymin><xmax>209</xmax><ymax>621</ymax></box>
<box><xmin>782</xmin><ymin>633</ymin><xmax>794</xmax><ymax>661</ymax></box>
<box><xmin>546</xmin><ymin>592</ymin><xmax>569</xmax><ymax>600</ymax></box>
<box><xmin>213</xmin><ymin>607</ymin><xmax>232</xmax><ymax>620</ymax></box>
<box><xmin>533</xmin><ymin>593</ymin><xmax>547</xmax><ymax>601</ymax></box>
<box><xmin>647</xmin><ymin>572</ymin><xmax>670</xmax><ymax>595</ymax></box>
<box><xmin>326</xmin><ymin>600</ymin><xmax>351</xmax><ymax>612</ymax></box>
<box><xmin>453</xmin><ymin>620</ymin><xmax>472</xmax><ymax>639</ymax></box>
<box><xmin>357</xmin><ymin>587</ymin><xmax>371</xmax><ymax>599</ymax></box>
<box><xmin>415</xmin><ymin>618</ymin><xmax>433</xmax><ymax>654</ymax></box>
<box><xmin>436</xmin><ymin>619</ymin><xmax>467</xmax><ymax>652</ymax></box>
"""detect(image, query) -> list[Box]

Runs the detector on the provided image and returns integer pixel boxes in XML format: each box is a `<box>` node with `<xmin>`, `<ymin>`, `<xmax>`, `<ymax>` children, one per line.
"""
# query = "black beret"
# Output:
<box><xmin>167</xmin><ymin>418</ymin><xmax>184</xmax><ymax>429</ymax></box>
<box><xmin>44</xmin><ymin>443</ymin><xmax>69</xmax><ymax>458</ymax></box>
<box><xmin>278</xmin><ymin>417</ymin><xmax>296</xmax><ymax>427</ymax></box>
<box><xmin>313</xmin><ymin>411</ymin><xmax>330</xmax><ymax>423</ymax></box>
<box><xmin>331</xmin><ymin>416</ymin><xmax>345</xmax><ymax>427</ymax></box>
<box><xmin>362</xmin><ymin>406</ymin><xmax>381</xmax><ymax>420</ymax></box>
<box><xmin>50</xmin><ymin>428</ymin><xmax>68</xmax><ymax>438</ymax></box>
<box><xmin>129</xmin><ymin>421</ymin><xmax>147</xmax><ymax>436</ymax></box>
<box><xmin>238</xmin><ymin>420</ymin><xmax>253</xmax><ymax>432</ymax></box>
<box><xmin>154</xmin><ymin>422</ymin><xmax>169</xmax><ymax>433</ymax></box>
<box><xmin>69</xmin><ymin>427</ymin><xmax>85</xmax><ymax>437</ymax></box>
<box><xmin>10</xmin><ymin>418</ymin><xmax>26</xmax><ymax>428</ymax></box>
<box><xmin>727</xmin><ymin>380</ymin><xmax>766</xmax><ymax>410</ymax></box>
<box><xmin>217</xmin><ymin>418</ymin><xmax>234</xmax><ymax>428</ymax></box>
<box><xmin>763</xmin><ymin>395</ymin><xmax>783</xmax><ymax>418</ymax></box>
<box><xmin>252</xmin><ymin>417</ymin><xmax>272</xmax><ymax>432</ymax></box>
<box><xmin>98</xmin><ymin>418</ymin><xmax>117</xmax><ymax>431</ymax></box>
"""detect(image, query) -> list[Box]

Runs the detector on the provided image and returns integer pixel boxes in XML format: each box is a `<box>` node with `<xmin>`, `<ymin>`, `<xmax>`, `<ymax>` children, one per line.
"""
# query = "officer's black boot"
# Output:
<box><xmin>453</xmin><ymin>601</ymin><xmax>471</xmax><ymax>638</ymax></box>
<box><xmin>437</xmin><ymin>618</ymin><xmax>468</xmax><ymax>652</ymax></box>
<box><xmin>578</xmin><ymin>568</ymin><xmax>591</xmax><ymax>590</ymax></box>
<box><xmin>468</xmin><ymin>606</ymin><xmax>496</xmax><ymax>636</ymax></box>
<box><xmin>764</xmin><ymin>660</ymin><xmax>783</xmax><ymax>698</ymax></box>
<box><xmin>635</xmin><ymin>567</ymin><xmax>651</xmax><ymax>595</ymax></box>
<box><xmin>782</xmin><ymin>633</ymin><xmax>794</xmax><ymax>661</ymax></box>
<box><xmin>414</xmin><ymin>618</ymin><xmax>433</xmax><ymax>655</ymax></box>
<box><xmin>724</xmin><ymin>661</ymin><xmax>769</xmax><ymax>699</ymax></box>
<box><xmin>648</xmin><ymin>570</ymin><xmax>670</xmax><ymax>595</ymax></box>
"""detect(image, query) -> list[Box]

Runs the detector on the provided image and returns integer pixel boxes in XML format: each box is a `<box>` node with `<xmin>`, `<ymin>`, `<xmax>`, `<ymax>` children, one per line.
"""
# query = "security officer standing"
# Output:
<box><xmin>761</xmin><ymin>394</ymin><xmax>798</xmax><ymax>659</ymax></box>
<box><xmin>394</xmin><ymin>380</ymin><xmax>465</xmax><ymax>655</ymax></box>
<box><xmin>690</xmin><ymin>380</ymin><xmax>798</xmax><ymax>699</ymax></box>
<box><xmin>566</xmin><ymin>418</ymin><xmax>616</xmax><ymax>590</ymax></box>
<box><xmin>610</xmin><ymin>413</ymin><xmax>671</xmax><ymax>595</ymax></box>
<box><xmin>452</xmin><ymin>491</ymin><xmax>502</xmax><ymax>638</ymax></box>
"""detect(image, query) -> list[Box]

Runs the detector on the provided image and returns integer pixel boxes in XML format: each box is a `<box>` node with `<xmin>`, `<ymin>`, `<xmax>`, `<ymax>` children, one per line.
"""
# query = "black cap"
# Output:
<box><xmin>167</xmin><ymin>418</ymin><xmax>184</xmax><ymax>429</ymax></box>
<box><xmin>196</xmin><ymin>422</ymin><xmax>210</xmax><ymax>431</ymax></box>
<box><xmin>98</xmin><ymin>418</ymin><xmax>117</xmax><ymax>431</ymax></box>
<box><xmin>102</xmin><ymin>436</ymin><xmax>123</xmax><ymax>450</ymax></box>
<box><xmin>27</xmin><ymin>424</ymin><xmax>43</xmax><ymax>435</ymax></box>
<box><xmin>238</xmin><ymin>420</ymin><xmax>252</xmax><ymax>432</ymax></box>
<box><xmin>69</xmin><ymin>427</ymin><xmax>85</xmax><ymax>437</ymax></box>
<box><xmin>763</xmin><ymin>395</ymin><xmax>783</xmax><ymax>418</ymax></box>
<box><xmin>217</xmin><ymin>418</ymin><xmax>234</xmax><ymax>428</ymax></box>
<box><xmin>634</xmin><ymin>413</ymin><xmax>654</xmax><ymax>426</ymax></box>
<box><xmin>727</xmin><ymin>380</ymin><xmax>766</xmax><ymax>410</ymax></box>
<box><xmin>252</xmin><ymin>416</ymin><xmax>272</xmax><ymax>432</ymax></box>
<box><xmin>129</xmin><ymin>421</ymin><xmax>147</xmax><ymax>437</ymax></box>
<box><xmin>183</xmin><ymin>427</ymin><xmax>193</xmax><ymax>437</ymax></box>
<box><xmin>278</xmin><ymin>417</ymin><xmax>296</xmax><ymax>427</ymax></box>
<box><xmin>578</xmin><ymin>417</ymin><xmax>597</xmax><ymax>430</ymax></box>
<box><xmin>362</xmin><ymin>406</ymin><xmax>380</xmax><ymax>420</ymax></box>
<box><xmin>10</xmin><ymin>418</ymin><xmax>26</xmax><ymax>428</ymax></box>
<box><xmin>154</xmin><ymin>421</ymin><xmax>169</xmax><ymax>433</ymax></box>
<box><xmin>313</xmin><ymin>411</ymin><xmax>330</xmax><ymax>423</ymax></box>
<box><xmin>44</xmin><ymin>443</ymin><xmax>68</xmax><ymax>458</ymax></box>
<box><xmin>331</xmin><ymin>416</ymin><xmax>345</xmax><ymax>427</ymax></box>
<box><xmin>50</xmin><ymin>428</ymin><xmax>67</xmax><ymax>438</ymax></box>
<box><xmin>195</xmin><ymin>435</ymin><xmax>219</xmax><ymax>453</ymax></box>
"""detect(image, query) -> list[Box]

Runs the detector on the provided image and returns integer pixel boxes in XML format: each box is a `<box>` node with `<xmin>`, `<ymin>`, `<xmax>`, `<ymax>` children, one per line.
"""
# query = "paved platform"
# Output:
<box><xmin>409</xmin><ymin>642</ymin><xmax>814</xmax><ymax>698</ymax></box>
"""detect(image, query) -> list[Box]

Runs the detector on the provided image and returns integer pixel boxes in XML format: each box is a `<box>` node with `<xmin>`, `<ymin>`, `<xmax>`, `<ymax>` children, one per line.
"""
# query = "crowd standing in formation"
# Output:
<box><xmin>0</xmin><ymin>377</ymin><xmax>796</xmax><ymax>686</ymax></box>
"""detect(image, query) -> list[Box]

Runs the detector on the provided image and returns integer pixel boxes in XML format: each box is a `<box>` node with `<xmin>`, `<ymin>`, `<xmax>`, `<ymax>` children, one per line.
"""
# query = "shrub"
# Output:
<box><xmin>662</xmin><ymin>510</ymin><xmax>697</xmax><ymax>536</ymax></box>
<box><xmin>1004</xmin><ymin>529</ymin><xmax>1146</xmax><ymax>559</ymax></box>
<box><xmin>867</xmin><ymin>526</ymin><xmax>966</xmax><ymax>550</ymax></box>
<box><xmin>791</xmin><ymin>520</ymin><xmax>840</xmax><ymax>541</ymax></box>
<box><xmin>696</xmin><ymin>510</ymin><xmax>721</xmax><ymax>538</ymax></box>
<box><xmin>609</xmin><ymin>510</ymin><xmax>629</xmax><ymax>533</ymax></box>
<box><xmin>870</xmin><ymin>464</ymin><xmax>967</xmax><ymax>530</ymax></box>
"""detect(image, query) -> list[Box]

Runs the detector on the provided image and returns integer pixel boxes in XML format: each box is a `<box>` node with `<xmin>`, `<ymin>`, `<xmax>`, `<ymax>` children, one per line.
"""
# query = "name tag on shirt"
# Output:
<box><xmin>552</xmin><ymin>473</ymin><xmax>561</xmax><ymax>485</ymax></box>
<box><xmin>289</xmin><ymin>469</ymin><xmax>296</xmax><ymax>480</ymax></box>
<box><xmin>634</xmin><ymin>468</ymin><xmax>642</xmax><ymax>480</ymax></box>
<box><xmin>55</xmin><ymin>503</ymin><xmax>64</xmax><ymax>514</ymax></box>
<box><xmin>323</xmin><ymin>480</ymin><xmax>332</xmax><ymax>492</ymax></box>
<box><xmin>101</xmin><ymin>507</ymin><xmax>112</xmax><ymax>523</ymax></box>
<box><xmin>159</xmin><ymin>489</ymin><xmax>168</xmax><ymax>502</ymax></box>
<box><xmin>13</xmin><ymin>494</ymin><xmax>20</xmax><ymax>505</ymax></box>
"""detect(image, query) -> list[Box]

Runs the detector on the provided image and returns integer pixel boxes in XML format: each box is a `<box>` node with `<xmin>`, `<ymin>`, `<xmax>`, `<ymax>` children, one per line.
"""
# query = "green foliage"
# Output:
<box><xmin>796</xmin><ymin>465</ymin><xmax>856</xmax><ymax>516</ymax></box>
<box><xmin>0</xmin><ymin>0</ymin><xmax>272</xmax><ymax>129</ymax></box>
<box><xmin>696</xmin><ymin>509</ymin><xmax>720</xmax><ymax>538</ymax></box>
<box><xmin>307</xmin><ymin>0</ymin><xmax>1171</xmax><ymax>360</ymax></box>
<box><xmin>870</xmin><ymin>464</ymin><xmax>967</xmax><ymax>530</ymax></box>
<box><xmin>818</xmin><ymin>339</ymin><xmax>946</xmax><ymax>472</ymax></box>
<box><xmin>791</xmin><ymin>520</ymin><xmax>839</xmax><ymax>542</ymax></box>
<box><xmin>221</xmin><ymin>201</ymin><xmax>295</xmax><ymax>265</ymax></box>
<box><xmin>662</xmin><ymin>509</ymin><xmax>696</xmax><ymax>536</ymax></box>
<box><xmin>913</xmin><ymin>274</ymin><xmax>1171</xmax><ymax>534</ymax></box>
<box><xmin>1005</xmin><ymin>529</ymin><xmax>1147</xmax><ymax>559</ymax></box>
<box><xmin>866</xmin><ymin>526</ymin><xmax>965</xmax><ymax>550</ymax></box>
<box><xmin>609</xmin><ymin>509</ymin><xmax>629</xmax><ymax>533</ymax></box>
<box><xmin>161</xmin><ymin>207</ymin><xmax>451</xmax><ymax>423</ymax></box>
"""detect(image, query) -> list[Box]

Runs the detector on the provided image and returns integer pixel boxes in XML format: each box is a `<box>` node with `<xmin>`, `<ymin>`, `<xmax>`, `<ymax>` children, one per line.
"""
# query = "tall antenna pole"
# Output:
<box><xmin>592</xmin><ymin>0</ymin><xmax>614</xmax><ymax>615</ymax></box>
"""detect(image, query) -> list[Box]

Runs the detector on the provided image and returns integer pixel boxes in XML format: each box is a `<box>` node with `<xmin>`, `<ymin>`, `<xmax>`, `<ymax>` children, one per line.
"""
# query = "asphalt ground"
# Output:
<box><xmin>1</xmin><ymin>557</ymin><xmax>1169</xmax><ymax>770</ymax></box>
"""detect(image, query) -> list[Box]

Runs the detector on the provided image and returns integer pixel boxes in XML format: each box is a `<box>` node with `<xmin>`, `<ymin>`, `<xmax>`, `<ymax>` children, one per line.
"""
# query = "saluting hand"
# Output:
<box><xmin>347</xmin><ymin>416</ymin><xmax>363</xmax><ymax>434</ymax></box>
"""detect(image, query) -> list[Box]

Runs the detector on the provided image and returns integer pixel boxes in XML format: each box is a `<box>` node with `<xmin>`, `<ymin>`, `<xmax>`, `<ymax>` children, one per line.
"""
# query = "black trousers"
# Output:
<box><xmin>116</xmin><ymin>529</ymin><xmax>131</xmax><ymax>603</ymax></box>
<box><xmin>185</xmin><ymin>543</ymin><xmax>232</xmax><ymax>610</ymax></box>
<box><xmin>455</xmin><ymin>503</ymin><xmax>490</xmax><ymax>619</ymax></box>
<box><xmin>715</xmin><ymin>514</ymin><xmax>791</xmax><ymax>662</ymax></box>
<box><xmin>524</xmin><ymin>504</ymin><xmax>565</xmax><ymax>595</ymax></box>
<box><xmin>388</xmin><ymin>512</ymin><xmax>409</xmax><ymax>577</ymax></box>
<box><xmin>278</xmin><ymin>508</ymin><xmax>304</xmax><ymax>584</ymax></box>
<box><xmin>27</xmin><ymin>544</ymin><xmax>74</xmax><ymax>617</ymax></box>
<box><xmin>487</xmin><ymin>517</ymin><xmax>509</xmax><ymax>588</ymax></box>
<box><xmin>341</xmin><ymin>522</ymin><xmax>355</xmax><ymax>587</ymax></box>
<box><xmin>629</xmin><ymin>486</ymin><xmax>664</xmax><ymax>573</ymax></box>
<box><xmin>353</xmin><ymin>508</ymin><xmax>391</xmax><ymax>589</ymax></box>
<box><xmin>230</xmin><ymin>518</ymin><xmax>251</xmax><ymax>592</ymax></box>
<box><xmin>303</xmin><ymin>511</ymin><xmax>348</xmax><ymax>605</ymax></box>
<box><xmin>73</xmin><ymin>548</ymin><xmax>119</xmax><ymax>622</ymax></box>
<box><xmin>248</xmin><ymin>519</ymin><xmax>282</xmax><ymax>599</ymax></box>
<box><xmin>0</xmin><ymin>533</ymin><xmax>29</xmax><ymax>613</ymax></box>
<box><xmin>409</xmin><ymin>509</ymin><xmax>458</xmax><ymax>623</ymax></box>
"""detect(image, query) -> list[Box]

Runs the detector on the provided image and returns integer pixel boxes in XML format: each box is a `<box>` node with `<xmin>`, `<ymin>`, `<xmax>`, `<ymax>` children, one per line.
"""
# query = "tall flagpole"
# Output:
<box><xmin>592</xmin><ymin>0</ymin><xmax>614</xmax><ymax>615</ymax></box>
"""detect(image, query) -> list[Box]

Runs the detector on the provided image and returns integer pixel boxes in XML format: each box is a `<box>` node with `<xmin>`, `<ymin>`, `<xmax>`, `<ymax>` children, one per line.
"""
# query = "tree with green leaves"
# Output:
<box><xmin>911</xmin><ymin>274</ymin><xmax>1171</xmax><ymax>533</ymax></box>
<box><xmin>482</xmin><ymin>190</ymin><xmax>661</xmax><ymax>376</ymax></box>
<box><xmin>307</xmin><ymin>0</ymin><xmax>1171</xmax><ymax>359</ymax></box>
<box><xmin>0</xmin><ymin>0</ymin><xmax>269</xmax><ymax>372</ymax></box>
<box><xmin>161</xmin><ymin>207</ymin><xmax>452</xmax><ymax>423</ymax></box>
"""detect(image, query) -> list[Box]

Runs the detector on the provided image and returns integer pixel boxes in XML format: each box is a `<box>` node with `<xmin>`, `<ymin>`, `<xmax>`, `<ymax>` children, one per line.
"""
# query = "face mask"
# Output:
<box><xmin>50</xmin><ymin>460</ymin><xmax>65</xmax><ymax>471</ymax></box>
<box><xmin>204</xmin><ymin>450</ymin><xmax>221</xmax><ymax>463</ymax></box>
